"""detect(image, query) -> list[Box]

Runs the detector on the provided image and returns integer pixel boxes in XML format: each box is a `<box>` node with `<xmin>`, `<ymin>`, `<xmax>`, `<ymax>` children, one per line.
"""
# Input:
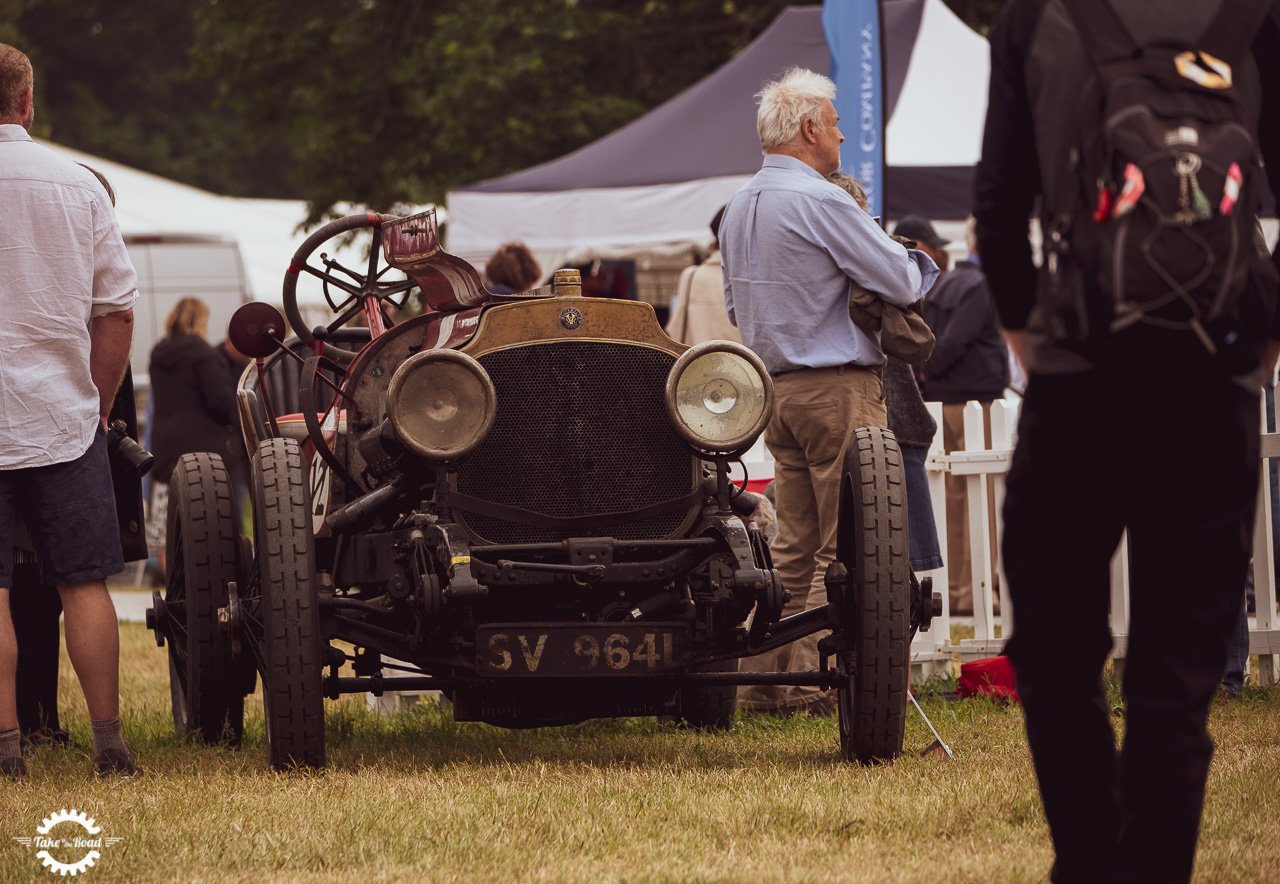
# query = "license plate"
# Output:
<box><xmin>476</xmin><ymin>623</ymin><xmax>693</xmax><ymax>677</ymax></box>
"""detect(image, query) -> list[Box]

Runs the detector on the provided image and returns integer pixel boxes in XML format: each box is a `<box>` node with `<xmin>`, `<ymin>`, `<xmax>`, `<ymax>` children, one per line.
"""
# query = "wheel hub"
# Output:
<box><xmin>218</xmin><ymin>581</ymin><xmax>243</xmax><ymax>656</ymax></box>
<box><xmin>910</xmin><ymin>573</ymin><xmax>941</xmax><ymax>635</ymax></box>
<box><xmin>147</xmin><ymin>590</ymin><xmax>166</xmax><ymax>647</ymax></box>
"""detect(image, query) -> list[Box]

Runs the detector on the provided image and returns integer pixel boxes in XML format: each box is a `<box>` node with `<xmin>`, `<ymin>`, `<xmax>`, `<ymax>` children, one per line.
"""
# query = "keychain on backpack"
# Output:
<box><xmin>1192</xmin><ymin>183</ymin><xmax>1213</xmax><ymax>221</ymax></box>
<box><xmin>1112</xmin><ymin>163</ymin><xmax>1145</xmax><ymax>218</ymax></box>
<box><xmin>1219</xmin><ymin>162</ymin><xmax>1243</xmax><ymax>215</ymax></box>
<box><xmin>1174</xmin><ymin>153</ymin><xmax>1212</xmax><ymax>223</ymax></box>
<box><xmin>1093</xmin><ymin>183</ymin><xmax>1114</xmax><ymax>223</ymax></box>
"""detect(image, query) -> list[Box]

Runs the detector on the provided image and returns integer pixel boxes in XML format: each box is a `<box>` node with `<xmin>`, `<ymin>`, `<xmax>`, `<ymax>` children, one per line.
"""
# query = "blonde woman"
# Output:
<box><xmin>146</xmin><ymin>297</ymin><xmax>237</xmax><ymax>568</ymax></box>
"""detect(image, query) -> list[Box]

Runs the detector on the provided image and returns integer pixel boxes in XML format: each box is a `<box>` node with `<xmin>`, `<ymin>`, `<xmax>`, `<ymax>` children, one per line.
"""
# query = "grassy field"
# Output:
<box><xmin>1</xmin><ymin>622</ymin><xmax>1278</xmax><ymax>883</ymax></box>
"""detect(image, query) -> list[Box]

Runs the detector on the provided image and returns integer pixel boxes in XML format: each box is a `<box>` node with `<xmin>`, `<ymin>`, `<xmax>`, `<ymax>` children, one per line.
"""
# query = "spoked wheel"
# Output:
<box><xmin>162</xmin><ymin>453</ymin><xmax>246</xmax><ymax>744</ymax></box>
<box><xmin>252</xmin><ymin>438</ymin><xmax>326</xmax><ymax>771</ymax></box>
<box><xmin>283</xmin><ymin>212</ymin><xmax>419</xmax><ymax>365</ymax></box>
<box><xmin>833</xmin><ymin>426</ymin><xmax>910</xmax><ymax>764</ymax></box>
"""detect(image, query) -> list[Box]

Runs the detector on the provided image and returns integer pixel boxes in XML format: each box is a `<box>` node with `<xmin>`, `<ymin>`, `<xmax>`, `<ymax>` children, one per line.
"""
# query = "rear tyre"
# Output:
<box><xmin>253</xmin><ymin>438</ymin><xmax>326</xmax><ymax>770</ymax></box>
<box><xmin>834</xmin><ymin>427</ymin><xmax>910</xmax><ymax>763</ymax></box>
<box><xmin>163</xmin><ymin>453</ymin><xmax>245</xmax><ymax>744</ymax></box>
<box><xmin>674</xmin><ymin>659</ymin><xmax>738</xmax><ymax>729</ymax></box>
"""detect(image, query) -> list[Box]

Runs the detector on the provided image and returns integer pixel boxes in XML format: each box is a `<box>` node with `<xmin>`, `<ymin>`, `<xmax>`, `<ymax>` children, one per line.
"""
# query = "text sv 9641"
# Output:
<box><xmin>476</xmin><ymin>624</ymin><xmax>693</xmax><ymax>677</ymax></box>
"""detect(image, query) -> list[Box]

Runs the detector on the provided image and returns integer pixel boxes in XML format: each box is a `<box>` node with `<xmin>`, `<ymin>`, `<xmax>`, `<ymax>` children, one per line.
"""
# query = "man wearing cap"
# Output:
<box><xmin>894</xmin><ymin>215</ymin><xmax>952</xmax><ymax>275</ymax></box>
<box><xmin>908</xmin><ymin>217</ymin><xmax>1009</xmax><ymax>615</ymax></box>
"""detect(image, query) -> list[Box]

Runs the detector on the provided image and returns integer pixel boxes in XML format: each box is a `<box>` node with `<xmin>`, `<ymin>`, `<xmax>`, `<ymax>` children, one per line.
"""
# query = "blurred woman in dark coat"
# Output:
<box><xmin>146</xmin><ymin>297</ymin><xmax>237</xmax><ymax>568</ymax></box>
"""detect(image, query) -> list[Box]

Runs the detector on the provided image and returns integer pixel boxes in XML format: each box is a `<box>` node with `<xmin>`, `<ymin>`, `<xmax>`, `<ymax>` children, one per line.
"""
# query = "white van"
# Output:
<box><xmin>125</xmin><ymin>233</ymin><xmax>252</xmax><ymax>383</ymax></box>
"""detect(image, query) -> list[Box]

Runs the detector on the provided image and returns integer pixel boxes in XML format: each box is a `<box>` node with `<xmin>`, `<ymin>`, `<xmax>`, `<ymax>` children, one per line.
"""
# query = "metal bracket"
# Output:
<box><xmin>429</xmin><ymin>522</ymin><xmax>488</xmax><ymax>603</ymax></box>
<box><xmin>567</xmin><ymin>537</ymin><xmax>614</xmax><ymax>568</ymax></box>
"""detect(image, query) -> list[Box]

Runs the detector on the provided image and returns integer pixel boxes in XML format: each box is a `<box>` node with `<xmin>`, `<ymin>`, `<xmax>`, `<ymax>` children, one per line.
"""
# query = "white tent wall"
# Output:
<box><xmin>41</xmin><ymin>140</ymin><xmax>308</xmax><ymax>306</ymax></box>
<box><xmin>452</xmin><ymin>176</ymin><xmax>748</xmax><ymax>255</ymax></box>
<box><xmin>446</xmin><ymin>0</ymin><xmax>990</xmax><ymax>307</ymax></box>
<box><xmin>39</xmin><ymin>140</ymin><xmax>424</xmax><ymax>339</ymax></box>
<box><xmin>884</xmin><ymin>0</ymin><xmax>988</xmax><ymax>168</ymax></box>
<box><xmin>451</xmin><ymin>176</ymin><xmax>750</xmax><ymax>305</ymax></box>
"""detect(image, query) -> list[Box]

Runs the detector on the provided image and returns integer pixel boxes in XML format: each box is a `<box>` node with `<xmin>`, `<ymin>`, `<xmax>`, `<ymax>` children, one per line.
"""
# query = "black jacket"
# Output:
<box><xmin>918</xmin><ymin>260</ymin><xmax>1009</xmax><ymax>403</ymax></box>
<box><xmin>884</xmin><ymin>357</ymin><xmax>937</xmax><ymax>448</ymax></box>
<box><xmin>108</xmin><ymin>369</ymin><xmax>149</xmax><ymax>562</ymax></box>
<box><xmin>148</xmin><ymin>333</ymin><xmax>238</xmax><ymax>482</ymax></box>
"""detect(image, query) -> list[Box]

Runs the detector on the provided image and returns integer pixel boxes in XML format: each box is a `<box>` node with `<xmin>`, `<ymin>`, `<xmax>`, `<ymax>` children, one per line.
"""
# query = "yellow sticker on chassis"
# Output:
<box><xmin>476</xmin><ymin>623</ymin><xmax>694</xmax><ymax>677</ymax></box>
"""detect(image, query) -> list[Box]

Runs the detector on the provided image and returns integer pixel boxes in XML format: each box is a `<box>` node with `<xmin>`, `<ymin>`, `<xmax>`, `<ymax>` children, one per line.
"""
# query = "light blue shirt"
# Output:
<box><xmin>720</xmin><ymin>155</ymin><xmax>939</xmax><ymax>374</ymax></box>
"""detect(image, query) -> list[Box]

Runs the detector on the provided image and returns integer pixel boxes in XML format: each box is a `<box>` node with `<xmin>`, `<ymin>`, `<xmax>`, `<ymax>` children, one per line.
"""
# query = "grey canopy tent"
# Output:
<box><xmin>446</xmin><ymin>0</ymin><xmax>991</xmax><ymax>263</ymax></box>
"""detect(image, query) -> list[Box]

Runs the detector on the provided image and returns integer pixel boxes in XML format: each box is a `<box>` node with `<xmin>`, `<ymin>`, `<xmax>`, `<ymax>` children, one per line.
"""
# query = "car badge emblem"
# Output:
<box><xmin>559</xmin><ymin>307</ymin><xmax>583</xmax><ymax>330</ymax></box>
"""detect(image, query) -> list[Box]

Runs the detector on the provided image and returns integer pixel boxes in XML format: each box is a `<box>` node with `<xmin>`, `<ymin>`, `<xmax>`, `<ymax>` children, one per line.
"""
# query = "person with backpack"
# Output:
<box><xmin>973</xmin><ymin>2</ymin><xmax>1280</xmax><ymax>882</ymax></box>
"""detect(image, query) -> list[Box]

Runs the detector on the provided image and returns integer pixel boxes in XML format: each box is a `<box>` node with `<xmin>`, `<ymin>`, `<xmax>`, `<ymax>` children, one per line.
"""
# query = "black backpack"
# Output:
<box><xmin>1042</xmin><ymin>0</ymin><xmax>1278</xmax><ymax>372</ymax></box>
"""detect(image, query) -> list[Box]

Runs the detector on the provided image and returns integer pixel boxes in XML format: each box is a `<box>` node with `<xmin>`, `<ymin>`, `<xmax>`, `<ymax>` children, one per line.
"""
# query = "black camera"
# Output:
<box><xmin>107</xmin><ymin>419</ymin><xmax>155</xmax><ymax>477</ymax></box>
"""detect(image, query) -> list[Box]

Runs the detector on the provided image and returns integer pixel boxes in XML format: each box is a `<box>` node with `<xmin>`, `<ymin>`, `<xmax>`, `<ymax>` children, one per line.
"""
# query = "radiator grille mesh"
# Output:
<box><xmin>456</xmin><ymin>341</ymin><xmax>697</xmax><ymax>544</ymax></box>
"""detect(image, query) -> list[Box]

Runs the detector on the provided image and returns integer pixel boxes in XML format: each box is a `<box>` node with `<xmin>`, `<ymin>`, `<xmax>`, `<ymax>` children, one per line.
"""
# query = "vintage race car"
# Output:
<box><xmin>146</xmin><ymin>210</ymin><xmax>938</xmax><ymax>770</ymax></box>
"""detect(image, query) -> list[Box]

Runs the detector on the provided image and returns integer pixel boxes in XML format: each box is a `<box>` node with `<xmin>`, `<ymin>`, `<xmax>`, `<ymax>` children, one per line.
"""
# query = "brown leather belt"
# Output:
<box><xmin>769</xmin><ymin>361</ymin><xmax>876</xmax><ymax>379</ymax></box>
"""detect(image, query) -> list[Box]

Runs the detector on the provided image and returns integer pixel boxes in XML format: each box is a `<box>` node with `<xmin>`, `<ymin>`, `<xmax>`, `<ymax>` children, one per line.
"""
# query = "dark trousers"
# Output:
<box><xmin>8</xmin><ymin>563</ymin><xmax>63</xmax><ymax>736</ymax></box>
<box><xmin>1002</xmin><ymin>364</ymin><xmax>1258</xmax><ymax>884</ymax></box>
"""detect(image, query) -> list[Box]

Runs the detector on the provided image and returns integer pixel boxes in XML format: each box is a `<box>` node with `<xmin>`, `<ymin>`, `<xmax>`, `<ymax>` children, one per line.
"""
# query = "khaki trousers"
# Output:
<box><xmin>940</xmin><ymin>401</ymin><xmax>999</xmax><ymax>614</ymax></box>
<box><xmin>740</xmin><ymin>365</ymin><xmax>886</xmax><ymax>713</ymax></box>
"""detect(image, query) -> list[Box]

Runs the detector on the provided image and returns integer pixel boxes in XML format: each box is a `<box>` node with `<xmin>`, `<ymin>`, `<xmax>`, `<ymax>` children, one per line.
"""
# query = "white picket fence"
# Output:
<box><xmin>910</xmin><ymin>394</ymin><xmax>1280</xmax><ymax>686</ymax></box>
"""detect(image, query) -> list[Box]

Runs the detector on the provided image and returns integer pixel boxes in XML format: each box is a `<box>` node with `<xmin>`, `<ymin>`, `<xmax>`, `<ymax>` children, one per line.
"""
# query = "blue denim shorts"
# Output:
<box><xmin>901</xmin><ymin>442</ymin><xmax>943</xmax><ymax>572</ymax></box>
<box><xmin>0</xmin><ymin>427</ymin><xmax>123</xmax><ymax>588</ymax></box>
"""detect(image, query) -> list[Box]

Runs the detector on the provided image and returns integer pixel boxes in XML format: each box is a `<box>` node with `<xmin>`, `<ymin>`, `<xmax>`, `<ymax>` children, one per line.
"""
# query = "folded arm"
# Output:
<box><xmin>822</xmin><ymin>197</ymin><xmax>934</xmax><ymax>307</ymax></box>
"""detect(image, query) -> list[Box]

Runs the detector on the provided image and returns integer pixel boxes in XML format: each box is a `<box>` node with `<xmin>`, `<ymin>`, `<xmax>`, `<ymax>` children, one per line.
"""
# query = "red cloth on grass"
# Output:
<box><xmin>957</xmin><ymin>656</ymin><xmax>1020</xmax><ymax>704</ymax></box>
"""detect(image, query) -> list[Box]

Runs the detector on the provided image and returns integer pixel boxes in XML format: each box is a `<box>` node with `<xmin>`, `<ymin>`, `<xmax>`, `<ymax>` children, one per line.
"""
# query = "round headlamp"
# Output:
<box><xmin>386</xmin><ymin>350</ymin><xmax>496</xmax><ymax>462</ymax></box>
<box><xmin>664</xmin><ymin>341</ymin><xmax>773</xmax><ymax>456</ymax></box>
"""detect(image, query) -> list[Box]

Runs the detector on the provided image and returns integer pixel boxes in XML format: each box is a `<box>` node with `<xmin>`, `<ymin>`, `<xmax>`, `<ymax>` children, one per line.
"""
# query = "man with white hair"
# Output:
<box><xmin>719</xmin><ymin>66</ymin><xmax>938</xmax><ymax>715</ymax></box>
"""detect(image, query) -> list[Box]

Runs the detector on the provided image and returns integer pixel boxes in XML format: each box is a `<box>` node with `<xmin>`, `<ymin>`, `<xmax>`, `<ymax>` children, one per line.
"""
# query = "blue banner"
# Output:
<box><xmin>823</xmin><ymin>0</ymin><xmax>884</xmax><ymax>219</ymax></box>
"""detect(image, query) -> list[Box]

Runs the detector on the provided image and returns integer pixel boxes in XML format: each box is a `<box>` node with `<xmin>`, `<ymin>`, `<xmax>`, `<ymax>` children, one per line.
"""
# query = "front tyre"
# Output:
<box><xmin>834</xmin><ymin>427</ymin><xmax>910</xmax><ymax>763</ymax></box>
<box><xmin>163</xmin><ymin>453</ymin><xmax>245</xmax><ymax>744</ymax></box>
<box><xmin>253</xmin><ymin>438</ymin><xmax>326</xmax><ymax>771</ymax></box>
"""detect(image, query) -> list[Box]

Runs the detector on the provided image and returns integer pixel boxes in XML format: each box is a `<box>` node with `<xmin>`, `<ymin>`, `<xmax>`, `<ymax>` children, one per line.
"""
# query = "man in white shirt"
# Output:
<box><xmin>0</xmin><ymin>43</ymin><xmax>141</xmax><ymax>778</ymax></box>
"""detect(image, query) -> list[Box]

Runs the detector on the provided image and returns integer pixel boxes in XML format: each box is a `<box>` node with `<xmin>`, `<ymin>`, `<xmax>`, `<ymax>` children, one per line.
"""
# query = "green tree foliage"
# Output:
<box><xmin>10</xmin><ymin>0</ymin><xmax>299</xmax><ymax>197</ymax></box>
<box><xmin>3</xmin><ymin>1</ymin><xmax>1002</xmax><ymax>216</ymax></box>
<box><xmin>192</xmin><ymin>0</ymin><xmax>787</xmax><ymax>222</ymax></box>
<box><xmin>0</xmin><ymin>0</ymin><xmax>23</xmax><ymax>46</ymax></box>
